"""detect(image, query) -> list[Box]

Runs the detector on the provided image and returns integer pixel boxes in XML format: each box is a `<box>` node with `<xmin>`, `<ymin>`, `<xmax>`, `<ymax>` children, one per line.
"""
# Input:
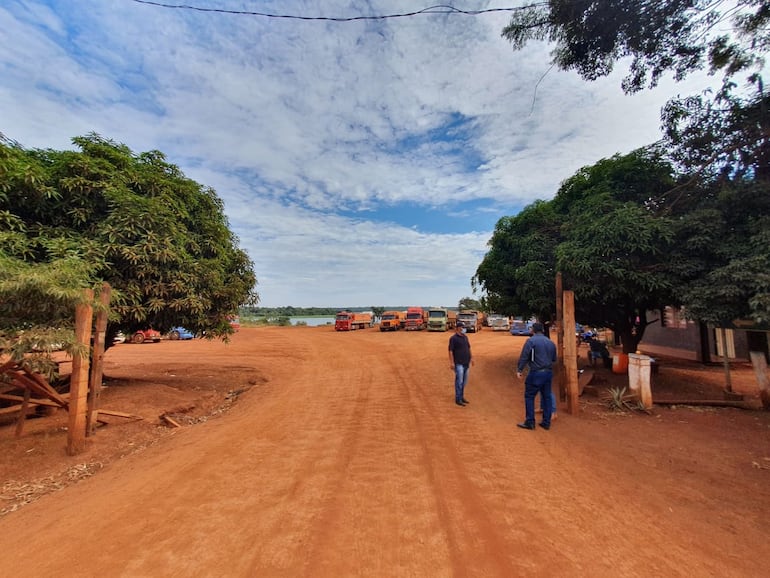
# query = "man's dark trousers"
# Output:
<box><xmin>524</xmin><ymin>370</ymin><xmax>553</xmax><ymax>427</ymax></box>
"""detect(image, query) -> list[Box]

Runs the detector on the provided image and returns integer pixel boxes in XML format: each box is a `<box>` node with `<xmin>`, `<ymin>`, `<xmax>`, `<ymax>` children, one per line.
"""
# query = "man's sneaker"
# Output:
<box><xmin>461</xmin><ymin>398</ymin><xmax>469</xmax><ymax>404</ymax></box>
<box><xmin>455</xmin><ymin>400</ymin><xmax>465</xmax><ymax>406</ymax></box>
<box><xmin>516</xmin><ymin>422</ymin><xmax>535</xmax><ymax>430</ymax></box>
<box><xmin>538</xmin><ymin>422</ymin><xmax>551</xmax><ymax>430</ymax></box>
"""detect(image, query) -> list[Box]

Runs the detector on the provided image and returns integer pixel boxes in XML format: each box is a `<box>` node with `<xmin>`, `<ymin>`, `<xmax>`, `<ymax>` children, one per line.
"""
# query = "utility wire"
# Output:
<box><xmin>129</xmin><ymin>0</ymin><xmax>540</xmax><ymax>21</ymax></box>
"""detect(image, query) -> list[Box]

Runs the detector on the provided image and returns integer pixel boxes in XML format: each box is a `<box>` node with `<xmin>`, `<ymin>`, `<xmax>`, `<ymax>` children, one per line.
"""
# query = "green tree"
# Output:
<box><xmin>500</xmin><ymin>2</ymin><xmax>770</xmax><ymax>333</ymax></box>
<box><xmin>668</xmin><ymin>179</ymin><xmax>770</xmax><ymax>325</ymax></box>
<box><xmin>475</xmin><ymin>150</ymin><xmax>679</xmax><ymax>352</ymax></box>
<box><xmin>501</xmin><ymin>0</ymin><xmax>766</xmax><ymax>94</ymax></box>
<box><xmin>458</xmin><ymin>297</ymin><xmax>482</xmax><ymax>311</ymax></box>
<box><xmin>502</xmin><ymin>1</ymin><xmax>770</xmax><ymax>182</ymax></box>
<box><xmin>662</xmin><ymin>89</ymin><xmax>770</xmax><ymax>182</ymax></box>
<box><xmin>371</xmin><ymin>306</ymin><xmax>385</xmax><ymax>320</ymax></box>
<box><xmin>473</xmin><ymin>200</ymin><xmax>561</xmax><ymax>322</ymax></box>
<box><xmin>0</xmin><ymin>133</ymin><xmax>258</xmax><ymax>358</ymax></box>
<box><xmin>0</xmin><ymin>254</ymin><xmax>98</xmax><ymax>379</ymax></box>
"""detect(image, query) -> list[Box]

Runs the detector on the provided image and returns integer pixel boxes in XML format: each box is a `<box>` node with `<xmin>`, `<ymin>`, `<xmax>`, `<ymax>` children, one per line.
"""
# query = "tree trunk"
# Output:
<box><xmin>698</xmin><ymin>321</ymin><xmax>712</xmax><ymax>364</ymax></box>
<box><xmin>618</xmin><ymin>328</ymin><xmax>640</xmax><ymax>354</ymax></box>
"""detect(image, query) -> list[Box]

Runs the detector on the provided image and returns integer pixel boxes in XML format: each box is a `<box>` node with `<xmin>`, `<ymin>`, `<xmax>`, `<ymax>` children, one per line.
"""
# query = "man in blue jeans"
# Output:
<box><xmin>516</xmin><ymin>322</ymin><xmax>557</xmax><ymax>430</ymax></box>
<box><xmin>448</xmin><ymin>321</ymin><xmax>473</xmax><ymax>406</ymax></box>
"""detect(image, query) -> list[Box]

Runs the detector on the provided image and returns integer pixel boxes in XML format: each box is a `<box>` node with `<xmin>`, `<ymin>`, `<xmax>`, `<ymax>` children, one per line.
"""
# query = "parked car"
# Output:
<box><xmin>167</xmin><ymin>326</ymin><xmax>194</xmax><ymax>340</ymax></box>
<box><xmin>228</xmin><ymin>315</ymin><xmax>241</xmax><ymax>331</ymax></box>
<box><xmin>129</xmin><ymin>328</ymin><xmax>161</xmax><ymax>344</ymax></box>
<box><xmin>510</xmin><ymin>321</ymin><xmax>531</xmax><ymax>336</ymax></box>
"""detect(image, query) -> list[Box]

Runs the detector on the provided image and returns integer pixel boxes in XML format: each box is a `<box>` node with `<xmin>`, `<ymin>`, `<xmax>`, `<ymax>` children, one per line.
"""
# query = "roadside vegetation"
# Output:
<box><xmin>1</xmin><ymin>134</ymin><xmax>257</xmax><ymax>381</ymax></box>
<box><xmin>475</xmin><ymin>1</ymin><xmax>770</xmax><ymax>354</ymax></box>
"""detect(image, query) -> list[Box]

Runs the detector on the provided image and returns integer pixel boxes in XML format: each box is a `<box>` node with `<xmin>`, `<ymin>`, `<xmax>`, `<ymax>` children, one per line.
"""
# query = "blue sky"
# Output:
<box><xmin>1</xmin><ymin>1</ymin><xmax>716</xmax><ymax>308</ymax></box>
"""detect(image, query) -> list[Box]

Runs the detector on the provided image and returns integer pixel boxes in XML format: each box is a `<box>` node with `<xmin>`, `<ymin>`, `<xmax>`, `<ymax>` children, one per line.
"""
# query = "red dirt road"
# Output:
<box><xmin>1</xmin><ymin>327</ymin><xmax>769</xmax><ymax>576</ymax></box>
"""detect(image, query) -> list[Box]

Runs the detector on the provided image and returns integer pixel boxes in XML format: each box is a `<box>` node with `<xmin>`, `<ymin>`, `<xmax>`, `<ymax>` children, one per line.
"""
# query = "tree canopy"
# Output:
<box><xmin>502</xmin><ymin>1</ymin><xmax>770</xmax><ymax>182</ymax></box>
<box><xmin>502</xmin><ymin>0</ymin><xmax>767</xmax><ymax>94</ymax></box>
<box><xmin>473</xmin><ymin>200</ymin><xmax>561</xmax><ymax>322</ymax></box>
<box><xmin>458</xmin><ymin>297</ymin><xmax>482</xmax><ymax>311</ymax></box>
<box><xmin>476</xmin><ymin>150</ymin><xmax>681</xmax><ymax>352</ymax></box>
<box><xmin>489</xmin><ymin>1</ymin><xmax>770</xmax><ymax>350</ymax></box>
<box><xmin>667</xmin><ymin>178</ymin><xmax>770</xmax><ymax>326</ymax></box>
<box><xmin>474</xmin><ymin>144</ymin><xmax>770</xmax><ymax>351</ymax></box>
<box><xmin>0</xmin><ymin>133</ymin><xmax>258</xmax><ymax>369</ymax></box>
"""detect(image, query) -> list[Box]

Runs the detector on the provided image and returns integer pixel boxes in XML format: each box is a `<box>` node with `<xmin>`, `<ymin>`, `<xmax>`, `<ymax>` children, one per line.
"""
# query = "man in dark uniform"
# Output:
<box><xmin>448</xmin><ymin>321</ymin><xmax>473</xmax><ymax>406</ymax></box>
<box><xmin>516</xmin><ymin>322</ymin><xmax>557</xmax><ymax>430</ymax></box>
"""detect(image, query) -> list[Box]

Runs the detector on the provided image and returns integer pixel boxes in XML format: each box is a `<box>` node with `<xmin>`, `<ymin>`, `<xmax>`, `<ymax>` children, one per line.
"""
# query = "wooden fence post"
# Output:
<box><xmin>87</xmin><ymin>282</ymin><xmax>111</xmax><ymax>436</ymax></box>
<box><xmin>563</xmin><ymin>290</ymin><xmax>579</xmax><ymax>415</ymax></box>
<box><xmin>14</xmin><ymin>388</ymin><xmax>31</xmax><ymax>438</ymax></box>
<box><xmin>67</xmin><ymin>288</ymin><xmax>93</xmax><ymax>455</ymax></box>
<box><xmin>749</xmin><ymin>351</ymin><xmax>770</xmax><ymax>410</ymax></box>
<box><xmin>555</xmin><ymin>272</ymin><xmax>565</xmax><ymax>402</ymax></box>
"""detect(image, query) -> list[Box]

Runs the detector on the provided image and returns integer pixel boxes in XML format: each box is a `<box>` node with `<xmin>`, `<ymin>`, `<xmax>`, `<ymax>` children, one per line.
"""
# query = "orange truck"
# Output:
<box><xmin>334</xmin><ymin>310</ymin><xmax>373</xmax><ymax>331</ymax></box>
<box><xmin>379</xmin><ymin>310</ymin><xmax>405</xmax><ymax>331</ymax></box>
<box><xmin>404</xmin><ymin>307</ymin><xmax>427</xmax><ymax>331</ymax></box>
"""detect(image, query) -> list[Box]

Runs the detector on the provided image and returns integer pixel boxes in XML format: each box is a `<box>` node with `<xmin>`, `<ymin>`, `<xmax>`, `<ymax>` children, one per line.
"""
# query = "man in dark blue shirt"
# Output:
<box><xmin>516</xmin><ymin>322</ymin><xmax>557</xmax><ymax>430</ymax></box>
<box><xmin>448</xmin><ymin>321</ymin><xmax>473</xmax><ymax>406</ymax></box>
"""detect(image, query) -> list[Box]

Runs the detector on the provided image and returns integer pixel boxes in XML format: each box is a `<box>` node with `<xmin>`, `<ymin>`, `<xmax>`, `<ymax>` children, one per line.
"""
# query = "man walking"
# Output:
<box><xmin>448</xmin><ymin>321</ymin><xmax>473</xmax><ymax>406</ymax></box>
<box><xmin>516</xmin><ymin>322</ymin><xmax>557</xmax><ymax>430</ymax></box>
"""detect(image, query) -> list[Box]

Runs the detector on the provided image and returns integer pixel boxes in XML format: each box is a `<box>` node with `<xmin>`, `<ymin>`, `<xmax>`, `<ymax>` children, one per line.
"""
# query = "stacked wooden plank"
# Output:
<box><xmin>0</xmin><ymin>359</ymin><xmax>70</xmax><ymax>436</ymax></box>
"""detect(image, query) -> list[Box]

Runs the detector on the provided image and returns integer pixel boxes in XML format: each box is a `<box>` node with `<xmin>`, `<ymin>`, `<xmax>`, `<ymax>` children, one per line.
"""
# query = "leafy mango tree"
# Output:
<box><xmin>457</xmin><ymin>297</ymin><xmax>482</xmax><ymax>311</ymax></box>
<box><xmin>0</xmin><ymin>252</ymin><xmax>98</xmax><ymax>380</ymax></box>
<box><xmin>473</xmin><ymin>200</ymin><xmax>561</xmax><ymax>323</ymax></box>
<box><xmin>0</xmin><ymin>133</ymin><xmax>258</xmax><ymax>377</ymax></box>
<box><xmin>667</xmin><ymin>179</ymin><xmax>770</xmax><ymax>327</ymax></box>
<box><xmin>474</xmin><ymin>150</ymin><xmax>679</xmax><ymax>353</ymax></box>
<box><xmin>498</xmin><ymin>1</ymin><xmax>770</xmax><ymax>337</ymax></box>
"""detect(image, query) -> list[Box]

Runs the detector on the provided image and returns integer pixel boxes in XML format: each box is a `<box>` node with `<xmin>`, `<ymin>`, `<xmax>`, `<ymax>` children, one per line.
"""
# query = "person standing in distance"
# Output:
<box><xmin>448</xmin><ymin>321</ymin><xmax>473</xmax><ymax>406</ymax></box>
<box><xmin>516</xmin><ymin>322</ymin><xmax>557</xmax><ymax>430</ymax></box>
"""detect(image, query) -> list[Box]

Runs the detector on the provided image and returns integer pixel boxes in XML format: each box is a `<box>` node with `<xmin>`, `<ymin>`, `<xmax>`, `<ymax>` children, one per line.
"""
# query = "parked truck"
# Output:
<box><xmin>457</xmin><ymin>310</ymin><xmax>482</xmax><ymax>333</ymax></box>
<box><xmin>427</xmin><ymin>307</ymin><xmax>457</xmax><ymax>332</ymax></box>
<box><xmin>487</xmin><ymin>314</ymin><xmax>510</xmax><ymax>332</ymax></box>
<box><xmin>379</xmin><ymin>310</ymin><xmax>405</xmax><ymax>331</ymax></box>
<box><xmin>335</xmin><ymin>310</ymin><xmax>373</xmax><ymax>331</ymax></box>
<box><xmin>404</xmin><ymin>307</ymin><xmax>427</xmax><ymax>331</ymax></box>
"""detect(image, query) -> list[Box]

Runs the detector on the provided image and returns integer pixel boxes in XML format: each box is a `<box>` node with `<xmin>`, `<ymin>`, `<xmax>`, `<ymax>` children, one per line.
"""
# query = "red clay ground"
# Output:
<box><xmin>1</xmin><ymin>327</ymin><xmax>768</xmax><ymax>576</ymax></box>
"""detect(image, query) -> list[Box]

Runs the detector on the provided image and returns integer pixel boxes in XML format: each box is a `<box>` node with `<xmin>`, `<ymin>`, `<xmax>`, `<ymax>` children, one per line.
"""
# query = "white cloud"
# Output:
<box><xmin>1</xmin><ymin>1</ymin><xmax>718</xmax><ymax>307</ymax></box>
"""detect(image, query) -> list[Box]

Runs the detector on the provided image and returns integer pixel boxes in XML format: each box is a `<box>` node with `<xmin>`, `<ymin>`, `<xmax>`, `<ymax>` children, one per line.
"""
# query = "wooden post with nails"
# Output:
<box><xmin>563</xmin><ymin>290</ymin><xmax>579</xmax><ymax>414</ymax></box>
<box><xmin>87</xmin><ymin>282</ymin><xmax>111</xmax><ymax>436</ymax></box>
<box><xmin>67</xmin><ymin>288</ymin><xmax>93</xmax><ymax>455</ymax></box>
<box><xmin>555</xmin><ymin>272</ymin><xmax>565</xmax><ymax>403</ymax></box>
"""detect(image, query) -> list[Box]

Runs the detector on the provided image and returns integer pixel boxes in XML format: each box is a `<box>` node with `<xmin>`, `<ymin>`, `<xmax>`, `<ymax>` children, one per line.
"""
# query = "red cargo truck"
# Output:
<box><xmin>404</xmin><ymin>307</ymin><xmax>427</xmax><ymax>331</ymax></box>
<box><xmin>335</xmin><ymin>310</ymin><xmax>373</xmax><ymax>331</ymax></box>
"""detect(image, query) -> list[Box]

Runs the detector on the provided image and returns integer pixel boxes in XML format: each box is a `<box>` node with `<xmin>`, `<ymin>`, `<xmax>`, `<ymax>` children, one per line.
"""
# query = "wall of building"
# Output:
<box><xmin>639</xmin><ymin>310</ymin><xmax>702</xmax><ymax>361</ymax></box>
<box><xmin>639</xmin><ymin>307</ymin><xmax>755</xmax><ymax>362</ymax></box>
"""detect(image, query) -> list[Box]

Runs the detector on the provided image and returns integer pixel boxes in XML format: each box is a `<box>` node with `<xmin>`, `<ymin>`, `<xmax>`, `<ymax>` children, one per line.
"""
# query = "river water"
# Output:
<box><xmin>291</xmin><ymin>316</ymin><xmax>335</xmax><ymax>326</ymax></box>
